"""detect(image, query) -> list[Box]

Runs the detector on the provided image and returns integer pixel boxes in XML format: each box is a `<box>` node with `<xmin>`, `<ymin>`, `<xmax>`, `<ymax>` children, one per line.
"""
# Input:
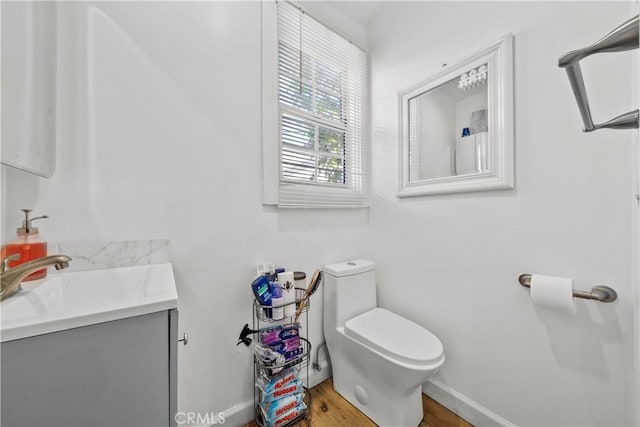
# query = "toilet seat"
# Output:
<box><xmin>344</xmin><ymin>308</ymin><xmax>444</xmax><ymax>366</ymax></box>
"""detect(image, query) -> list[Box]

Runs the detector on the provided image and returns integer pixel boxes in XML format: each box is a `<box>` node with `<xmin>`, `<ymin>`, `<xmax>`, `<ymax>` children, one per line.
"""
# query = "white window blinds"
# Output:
<box><xmin>276</xmin><ymin>1</ymin><xmax>369</xmax><ymax>208</ymax></box>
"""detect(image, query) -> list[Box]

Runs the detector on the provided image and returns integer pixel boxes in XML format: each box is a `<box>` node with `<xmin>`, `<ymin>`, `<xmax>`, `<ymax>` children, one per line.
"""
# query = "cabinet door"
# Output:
<box><xmin>1</xmin><ymin>311</ymin><xmax>170</xmax><ymax>427</ymax></box>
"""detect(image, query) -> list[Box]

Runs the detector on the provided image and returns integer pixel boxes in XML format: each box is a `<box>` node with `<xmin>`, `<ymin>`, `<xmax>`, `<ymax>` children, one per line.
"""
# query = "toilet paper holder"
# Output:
<box><xmin>518</xmin><ymin>274</ymin><xmax>617</xmax><ymax>303</ymax></box>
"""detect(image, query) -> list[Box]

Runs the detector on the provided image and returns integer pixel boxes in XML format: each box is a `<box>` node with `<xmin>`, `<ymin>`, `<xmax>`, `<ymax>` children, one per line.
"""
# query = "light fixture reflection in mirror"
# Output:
<box><xmin>408</xmin><ymin>64</ymin><xmax>489</xmax><ymax>181</ymax></box>
<box><xmin>398</xmin><ymin>34</ymin><xmax>514</xmax><ymax>197</ymax></box>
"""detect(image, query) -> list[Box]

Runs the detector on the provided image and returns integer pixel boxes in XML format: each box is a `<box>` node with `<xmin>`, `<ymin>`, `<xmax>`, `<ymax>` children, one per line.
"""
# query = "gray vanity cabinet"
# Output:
<box><xmin>1</xmin><ymin>309</ymin><xmax>178</xmax><ymax>427</ymax></box>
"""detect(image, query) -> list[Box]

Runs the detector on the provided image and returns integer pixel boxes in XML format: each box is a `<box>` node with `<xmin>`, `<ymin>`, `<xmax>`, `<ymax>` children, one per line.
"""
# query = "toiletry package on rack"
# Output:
<box><xmin>260</xmin><ymin>323</ymin><xmax>300</xmax><ymax>345</ymax></box>
<box><xmin>257</xmin><ymin>366</ymin><xmax>303</xmax><ymax>403</ymax></box>
<box><xmin>261</xmin><ymin>380</ymin><xmax>303</xmax><ymax>403</ymax></box>
<box><xmin>261</xmin><ymin>323</ymin><xmax>302</xmax><ymax>361</ymax></box>
<box><xmin>256</xmin><ymin>367</ymin><xmax>299</xmax><ymax>396</ymax></box>
<box><xmin>259</xmin><ymin>392</ymin><xmax>306</xmax><ymax>427</ymax></box>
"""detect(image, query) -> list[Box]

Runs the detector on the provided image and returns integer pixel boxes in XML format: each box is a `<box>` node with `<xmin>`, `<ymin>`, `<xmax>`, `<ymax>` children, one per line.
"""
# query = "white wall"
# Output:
<box><xmin>369</xmin><ymin>2</ymin><xmax>636</xmax><ymax>426</ymax></box>
<box><xmin>1</xmin><ymin>1</ymin><xmax>369</xmax><ymax>422</ymax></box>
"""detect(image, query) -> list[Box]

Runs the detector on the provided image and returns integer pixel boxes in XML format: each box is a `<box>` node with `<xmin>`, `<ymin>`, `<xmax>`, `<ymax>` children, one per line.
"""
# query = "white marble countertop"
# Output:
<box><xmin>0</xmin><ymin>263</ymin><xmax>178</xmax><ymax>342</ymax></box>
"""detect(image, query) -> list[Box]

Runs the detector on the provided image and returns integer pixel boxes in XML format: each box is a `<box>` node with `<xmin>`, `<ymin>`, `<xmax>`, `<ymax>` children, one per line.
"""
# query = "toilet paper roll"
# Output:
<box><xmin>529</xmin><ymin>274</ymin><xmax>576</xmax><ymax>315</ymax></box>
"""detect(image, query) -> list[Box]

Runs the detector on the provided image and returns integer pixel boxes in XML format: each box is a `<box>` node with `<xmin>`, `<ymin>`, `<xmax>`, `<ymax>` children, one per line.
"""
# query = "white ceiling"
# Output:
<box><xmin>326</xmin><ymin>1</ymin><xmax>387</xmax><ymax>27</ymax></box>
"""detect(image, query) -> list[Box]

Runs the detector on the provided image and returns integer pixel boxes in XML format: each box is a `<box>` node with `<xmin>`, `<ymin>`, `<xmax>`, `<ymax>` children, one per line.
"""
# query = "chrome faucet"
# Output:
<box><xmin>0</xmin><ymin>254</ymin><xmax>71</xmax><ymax>301</ymax></box>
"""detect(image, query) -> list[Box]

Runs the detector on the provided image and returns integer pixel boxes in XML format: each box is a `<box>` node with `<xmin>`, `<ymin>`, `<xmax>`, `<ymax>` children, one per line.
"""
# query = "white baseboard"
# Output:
<box><xmin>423</xmin><ymin>379</ymin><xmax>516</xmax><ymax>427</ymax></box>
<box><xmin>204</xmin><ymin>361</ymin><xmax>331</xmax><ymax>427</ymax></box>
<box><xmin>210</xmin><ymin>399</ymin><xmax>253</xmax><ymax>426</ymax></box>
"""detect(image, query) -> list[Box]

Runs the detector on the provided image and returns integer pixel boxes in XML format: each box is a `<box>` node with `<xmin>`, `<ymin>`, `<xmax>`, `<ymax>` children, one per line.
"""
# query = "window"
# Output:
<box><xmin>264</xmin><ymin>1</ymin><xmax>369</xmax><ymax>208</ymax></box>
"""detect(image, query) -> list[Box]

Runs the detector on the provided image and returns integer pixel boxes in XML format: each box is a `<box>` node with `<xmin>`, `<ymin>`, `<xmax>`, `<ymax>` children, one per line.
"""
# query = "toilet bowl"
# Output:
<box><xmin>323</xmin><ymin>260</ymin><xmax>445</xmax><ymax>427</ymax></box>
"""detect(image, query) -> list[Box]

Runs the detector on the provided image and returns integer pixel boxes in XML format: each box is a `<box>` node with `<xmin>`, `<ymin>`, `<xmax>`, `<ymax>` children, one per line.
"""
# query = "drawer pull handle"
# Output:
<box><xmin>178</xmin><ymin>333</ymin><xmax>188</xmax><ymax>345</ymax></box>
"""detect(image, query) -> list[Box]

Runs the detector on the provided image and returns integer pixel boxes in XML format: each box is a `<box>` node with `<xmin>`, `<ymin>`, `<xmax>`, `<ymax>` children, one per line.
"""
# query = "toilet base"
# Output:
<box><xmin>333</xmin><ymin>375</ymin><xmax>423</xmax><ymax>427</ymax></box>
<box><xmin>328</xmin><ymin>328</ymin><xmax>443</xmax><ymax>427</ymax></box>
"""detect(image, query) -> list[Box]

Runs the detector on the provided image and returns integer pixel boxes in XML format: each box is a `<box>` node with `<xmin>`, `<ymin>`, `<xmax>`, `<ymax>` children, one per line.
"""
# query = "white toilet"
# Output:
<box><xmin>323</xmin><ymin>259</ymin><xmax>445</xmax><ymax>427</ymax></box>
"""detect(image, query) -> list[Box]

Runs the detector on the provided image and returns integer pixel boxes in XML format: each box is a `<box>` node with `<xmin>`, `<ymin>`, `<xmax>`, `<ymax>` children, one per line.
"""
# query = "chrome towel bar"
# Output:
<box><xmin>518</xmin><ymin>274</ymin><xmax>617</xmax><ymax>303</ymax></box>
<box><xmin>558</xmin><ymin>15</ymin><xmax>639</xmax><ymax>132</ymax></box>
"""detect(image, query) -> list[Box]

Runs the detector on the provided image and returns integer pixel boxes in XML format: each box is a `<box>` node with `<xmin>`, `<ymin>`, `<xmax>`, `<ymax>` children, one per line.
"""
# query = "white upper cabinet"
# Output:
<box><xmin>2</xmin><ymin>2</ymin><xmax>57</xmax><ymax>178</ymax></box>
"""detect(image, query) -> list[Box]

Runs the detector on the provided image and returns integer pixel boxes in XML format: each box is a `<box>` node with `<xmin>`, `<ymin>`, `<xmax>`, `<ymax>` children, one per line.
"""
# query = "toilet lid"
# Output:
<box><xmin>344</xmin><ymin>308</ymin><xmax>444</xmax><ymax>366</ymax></box>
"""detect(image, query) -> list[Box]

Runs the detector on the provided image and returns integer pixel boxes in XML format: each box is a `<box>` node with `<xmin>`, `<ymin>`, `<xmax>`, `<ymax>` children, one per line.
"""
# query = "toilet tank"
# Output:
<box><xmin>323</xmin><ymin>259</ymin><xmax>377</xmax><ymax>337</ymax></box>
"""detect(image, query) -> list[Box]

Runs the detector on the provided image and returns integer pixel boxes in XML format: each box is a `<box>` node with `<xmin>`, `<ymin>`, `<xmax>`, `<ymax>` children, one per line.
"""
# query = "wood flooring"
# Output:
<box><xmin>243</xmin><ymin>378</ymin><xmax>473</xmax><ymax>427</ymax></box>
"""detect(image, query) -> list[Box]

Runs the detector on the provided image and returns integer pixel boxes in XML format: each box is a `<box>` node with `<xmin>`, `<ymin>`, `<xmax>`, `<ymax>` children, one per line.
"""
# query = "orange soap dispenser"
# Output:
<box><xmin>1</xmin><ymin>209</ymin><xmax>49</xmax><ymax>281</ymax></box>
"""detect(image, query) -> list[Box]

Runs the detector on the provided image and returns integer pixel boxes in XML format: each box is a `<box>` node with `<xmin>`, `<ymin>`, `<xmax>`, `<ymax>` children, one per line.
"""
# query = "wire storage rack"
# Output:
<box><xmin>252</xmin><ymin>288</ymin><xmax>311</xmax><ymax>427</ymax></box>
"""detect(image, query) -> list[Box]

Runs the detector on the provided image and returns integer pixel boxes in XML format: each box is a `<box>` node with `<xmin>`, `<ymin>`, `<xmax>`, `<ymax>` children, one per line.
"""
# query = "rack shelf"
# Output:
<box><xmin>254</xmin><ymin>288</ymin><xmax>310</xmax><ymax>322</ymax></box>
<box><xmin>252</xmin><ymin>285</ymin><xmax>311</xmax><ymax>427</ymax></box>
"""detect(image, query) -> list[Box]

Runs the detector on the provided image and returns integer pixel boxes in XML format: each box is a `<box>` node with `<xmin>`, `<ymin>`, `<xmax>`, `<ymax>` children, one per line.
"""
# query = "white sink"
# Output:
<box><xmin>0</xmin><ymin>263</ymin><xmax>178</xmax><ymax>342</ymax></box>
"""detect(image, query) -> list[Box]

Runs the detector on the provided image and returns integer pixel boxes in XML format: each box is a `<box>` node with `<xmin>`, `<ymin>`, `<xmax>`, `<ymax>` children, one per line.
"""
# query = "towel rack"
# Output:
<box><xmin>558</xmin><ymin>15</ymin><xmax>639</xmax><ymax>132</ymax></box>
<box><xmin>518</xmin><ymin>274</ymin><xmax>617</xmax><ymax>303</ymax></box>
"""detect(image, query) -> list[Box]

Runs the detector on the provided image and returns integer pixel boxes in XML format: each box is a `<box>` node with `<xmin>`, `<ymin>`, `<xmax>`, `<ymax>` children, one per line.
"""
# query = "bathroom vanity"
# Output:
<box><xmin>0</xmin><ymin>263</ymin><xmax>179</xmax><ymax>427</ymax></box>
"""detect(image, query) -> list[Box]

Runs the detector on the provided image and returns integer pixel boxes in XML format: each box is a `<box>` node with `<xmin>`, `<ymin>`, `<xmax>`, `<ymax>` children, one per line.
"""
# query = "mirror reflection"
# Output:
<box><xmin>408</xmin><ymin>64</ymin><xmax>489</xmax><ymax>182</ymax></box>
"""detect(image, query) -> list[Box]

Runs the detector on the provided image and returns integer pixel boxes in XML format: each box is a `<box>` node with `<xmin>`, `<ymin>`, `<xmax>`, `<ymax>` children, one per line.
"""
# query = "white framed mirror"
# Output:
<box><xmin>398</xmin><ymin>34</ymin><xmax>514</xmax><ymax>197</ymax></box>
